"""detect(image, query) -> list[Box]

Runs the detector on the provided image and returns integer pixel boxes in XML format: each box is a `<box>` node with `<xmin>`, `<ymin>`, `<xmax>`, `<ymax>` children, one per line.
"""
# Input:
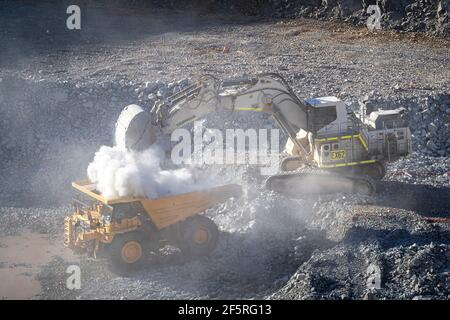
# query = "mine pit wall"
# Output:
<box><xmin>231</xmin><ymin>0</ymin><xmax>450</xmax><ymax>37</ymax></box>
<box><xmin>264</xmin><ymin>0</ymin><xmax>450</xmax><ymax>37</ymax></box>
<box><xmin>73</xmin><ymin>0</ymin><xmax>449</xmax><ymax>37</ymax></box>
<box><xmin>12</xmin><ymin>1</ymin><xmax>449</xmax><ymax>37</ymax></box>
<box><xmin>0</xmin><ymin>75</ymin><xmax>448</xmax><ymax>205</ymax></box>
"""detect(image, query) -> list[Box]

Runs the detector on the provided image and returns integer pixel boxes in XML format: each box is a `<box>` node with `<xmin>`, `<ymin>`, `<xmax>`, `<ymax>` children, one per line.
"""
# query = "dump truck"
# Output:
<box><xmin>64</xmin><ymin>180</ymin><xmax>241</xmax><ymax>273</ymax></box>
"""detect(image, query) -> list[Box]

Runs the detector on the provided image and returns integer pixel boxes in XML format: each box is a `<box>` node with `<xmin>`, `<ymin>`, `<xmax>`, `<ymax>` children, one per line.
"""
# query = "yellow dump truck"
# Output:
<box><xmin>64</xmin><ymin>180</ymin><xmax>241</xmax><ymax>273</ymax></box>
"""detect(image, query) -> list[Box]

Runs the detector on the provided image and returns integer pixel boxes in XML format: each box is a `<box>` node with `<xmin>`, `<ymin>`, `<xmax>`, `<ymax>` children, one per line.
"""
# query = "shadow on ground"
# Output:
<box><xmin>376</xmin><ymin>181</ymin><xmax>450</xmax><ymax>216</ymax></box>
<box><xmin>344</xmin><ymin>226</ymin><xmax>450</xmax><ymax>249</ymax></box>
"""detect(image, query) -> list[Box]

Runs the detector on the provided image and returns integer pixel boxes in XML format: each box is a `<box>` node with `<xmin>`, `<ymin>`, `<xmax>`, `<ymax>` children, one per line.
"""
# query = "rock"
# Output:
<box><xmin>427</xmin><ymin>122</ymin><xmax>437</xmax><ymax>134</ymax></box>
<box><xmin>412</xmin><ymin>295</ymin><xmax>433</xmax><ymax>300</ymax></box>
<box><xmin>362</xmin><ymin>290</ymin><xmax>377</xmax><ymax>300</ymax></box>
<box><xmin>83</xmin><ymin>101</ymin><xmax>94</xmax><ymax>109</ymax></box>
<box><xmin>144</xmin><ymin>82</ymin><xmax>158</xmax><ymax>92</ymax></box>
<box><xmin>157</xmin><ymin>88</ymin><xmax>166</xmax><ymax>98</ymax></box>
<box><xmin>177</xmin><ymin>78</ymin><xmax>189</xmax><ymax>87</ymax></box>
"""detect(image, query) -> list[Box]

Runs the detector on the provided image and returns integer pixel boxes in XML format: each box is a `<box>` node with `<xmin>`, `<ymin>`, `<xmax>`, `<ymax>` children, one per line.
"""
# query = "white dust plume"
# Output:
<box><xmin>87</xmin><ymin>145</ymin><xmax>210</xmax><ymax>200</ymax></box>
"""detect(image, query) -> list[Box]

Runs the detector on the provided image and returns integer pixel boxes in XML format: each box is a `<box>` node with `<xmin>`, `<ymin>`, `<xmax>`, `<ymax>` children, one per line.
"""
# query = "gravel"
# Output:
<box><xmin>0</xmin><ymin>4</ymin><xmax>449</xmax><ymax>300</ymax></box>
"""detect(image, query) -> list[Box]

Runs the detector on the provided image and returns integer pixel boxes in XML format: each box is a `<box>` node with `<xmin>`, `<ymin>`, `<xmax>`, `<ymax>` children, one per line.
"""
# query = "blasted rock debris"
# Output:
<box><xmin>1</xmin><ymin>75</ymin><xmax>448</xmax><ymax>300</ymax></box>
<box><xmin>267</xmin><ymin>0</ymin><xmax>450</xmax><ymax>36</ymax></box>
<box><xmin>270</xmin><ymin>0</ymin><xmax>450</xmax><ymax>37</ymax></box>
<box><xmin>357</xmin><ymin>94</ymin><xmax>450</xmax><ymax>156</ymax></box>
<box><xmin>273</xmin><ymin>242</ymin><xmax>450</xmax><ymax>300</ymax></box>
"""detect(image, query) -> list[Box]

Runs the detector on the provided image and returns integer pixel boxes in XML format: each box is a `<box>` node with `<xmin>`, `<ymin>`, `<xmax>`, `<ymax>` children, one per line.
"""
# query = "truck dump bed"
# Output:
<box><xmin>72</xmin><ymin>180</ymin><xmax>242</xmax><ymax>229</ymax></box>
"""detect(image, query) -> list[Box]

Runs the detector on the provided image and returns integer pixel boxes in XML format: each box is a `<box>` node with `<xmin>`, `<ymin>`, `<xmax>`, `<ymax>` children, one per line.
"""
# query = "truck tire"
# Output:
<box><xmin>179</xmin><ymin>215</ymin><xmax>219</xmax><ymax>257</ymax></box>
<box><xmin>106</xmin><ymin>231</ymin><xmax>149</xmax><ymax>275</ymax></box>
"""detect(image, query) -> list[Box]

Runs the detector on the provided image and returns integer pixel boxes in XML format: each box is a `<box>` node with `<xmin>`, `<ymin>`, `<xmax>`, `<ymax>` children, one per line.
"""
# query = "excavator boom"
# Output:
<box><xmin>116</xmin><ymin>74</ymin><xmax>311</xmax><ymax>155</ymax></box>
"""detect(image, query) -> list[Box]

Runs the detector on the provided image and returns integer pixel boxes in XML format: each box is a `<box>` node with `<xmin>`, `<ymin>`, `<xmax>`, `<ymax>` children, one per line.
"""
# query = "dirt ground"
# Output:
<box><xmin>0</xmin><ymin>231</ymin><xmax>78</xmax><ymax>299</ymax></box>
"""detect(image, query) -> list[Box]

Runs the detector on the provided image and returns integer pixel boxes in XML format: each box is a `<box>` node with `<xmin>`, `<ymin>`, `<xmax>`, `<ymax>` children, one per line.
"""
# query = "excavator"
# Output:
<box><xmin>115</xmin><ymin>73</ymin><xmax>412</xmax><ymax>197</ymax></box>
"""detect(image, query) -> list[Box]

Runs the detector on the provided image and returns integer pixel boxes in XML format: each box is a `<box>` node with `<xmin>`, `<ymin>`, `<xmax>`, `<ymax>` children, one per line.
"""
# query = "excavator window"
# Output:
<box><xmin>310</xmin><ymin>106</ymin><xmax>337</xmax><ymax>133</ymax></box>
<box><xmin>322</xmin><ymin>144</ymin><xmax>331</xmax><ymax>158</ymax></box>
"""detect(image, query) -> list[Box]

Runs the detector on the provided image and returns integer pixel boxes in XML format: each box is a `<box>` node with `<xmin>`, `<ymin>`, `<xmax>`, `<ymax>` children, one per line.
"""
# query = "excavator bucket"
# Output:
<box><xmin>115</xmin><ymin>104</ymin><xmax>157</xmax><ymax>151</ymax></box>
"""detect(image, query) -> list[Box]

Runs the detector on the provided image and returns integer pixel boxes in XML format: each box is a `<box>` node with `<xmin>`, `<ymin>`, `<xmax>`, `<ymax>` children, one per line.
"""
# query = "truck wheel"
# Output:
<box><xmin>179</xmin><ymin>215</ymin><xmax>219</xmax><ymax>257</ymax></box>
<box><xmin>106</xmin><ymin>231</ymin><xmax>149</xmax><ymax>274</ymax></box>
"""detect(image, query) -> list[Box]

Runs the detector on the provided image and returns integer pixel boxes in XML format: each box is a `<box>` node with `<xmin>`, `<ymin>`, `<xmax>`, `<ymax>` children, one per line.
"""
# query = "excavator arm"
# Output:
<box><xmin>114</xmin><ymin>73</ymin><xmax>377</xmax><ymax>196</ymax></box>
<box><xmin>116</xmin><ymin>73</ymin><xmax>311</xmax><ymax>155</ymax></box>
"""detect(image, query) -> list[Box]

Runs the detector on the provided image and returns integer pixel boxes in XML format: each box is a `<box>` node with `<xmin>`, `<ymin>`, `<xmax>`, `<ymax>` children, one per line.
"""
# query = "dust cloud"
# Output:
<box><xmin>87</xmin><ymin>145</ymin><xmax>209</xmax><ymax>200</ymax></box>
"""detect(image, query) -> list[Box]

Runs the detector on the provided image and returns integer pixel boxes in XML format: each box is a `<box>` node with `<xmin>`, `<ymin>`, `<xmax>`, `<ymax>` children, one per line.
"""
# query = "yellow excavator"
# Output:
<box><xmin>116</xmin><ymin>73</ymin><xmax>411</xmax><ymax>196</ymax></box>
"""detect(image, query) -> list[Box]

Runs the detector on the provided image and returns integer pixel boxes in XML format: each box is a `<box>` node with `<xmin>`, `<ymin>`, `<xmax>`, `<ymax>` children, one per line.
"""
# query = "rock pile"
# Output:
<box><xmin>358</xmin><ymin>93</ymin><xmax>449</xmax><ymax>157</ymax></box>
<box><xmin>406</xmin><ymin>94</ymin><xmax>450</xmax><ymax>157</ymax></box>
<box><xmin>273</xmin><ymin>242</ymin><xmax>450</xmax><ymax>300</ymax></box>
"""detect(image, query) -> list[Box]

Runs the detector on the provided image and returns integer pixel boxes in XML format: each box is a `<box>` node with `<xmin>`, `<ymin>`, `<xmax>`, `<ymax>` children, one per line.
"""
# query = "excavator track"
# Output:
<box><xmin>280</xmin><ymin>156</ymin><xmax>387</xmax><ymax>181</ymax></box>
<box><xmin>265</xmin><ymin>167</ymin><xmax>376</xmax><ymax>197</ymax></box>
